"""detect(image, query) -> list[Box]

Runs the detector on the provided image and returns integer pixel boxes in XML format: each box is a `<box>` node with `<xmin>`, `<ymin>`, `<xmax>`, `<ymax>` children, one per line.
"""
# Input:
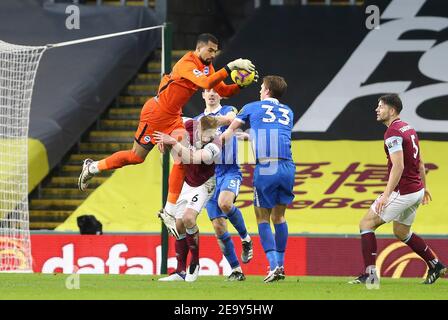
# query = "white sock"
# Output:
<box><xmin>242</xmin><ymin>234</ymin><xmax>251</xmax><ymax>242</ymax></box>
<box><xmin>186</xmin><ymin>225</ymin><xmax>199</xmax><ymax>235</ymax></box>
<box><xmin>164</xmin><ymin>202</ymin><xmax>176</xmax><ymax>216</ymax></box>
<box><xmin>88</xmin><ymin>161</ymin><xmax>100</xmax><ymax>174</ymax></box>
<box><xmin>232</xmin><ymin>266</ymin><xmax>242</xmax><ymax>273</ymax></box>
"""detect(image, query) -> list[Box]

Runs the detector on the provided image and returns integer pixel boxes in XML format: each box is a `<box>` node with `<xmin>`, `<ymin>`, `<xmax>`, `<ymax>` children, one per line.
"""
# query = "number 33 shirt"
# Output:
<box><xmin>235</xmin><ymin>97</ymin><xmax>294</xmax><ymax>162</ymax></box>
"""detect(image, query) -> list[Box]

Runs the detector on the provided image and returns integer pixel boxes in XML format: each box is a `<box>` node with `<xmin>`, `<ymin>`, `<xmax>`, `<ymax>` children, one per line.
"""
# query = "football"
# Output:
<box><xmin>230</xmin><ymin>69</ymin><xmax>255</xmax><ymax>87</ymax></box>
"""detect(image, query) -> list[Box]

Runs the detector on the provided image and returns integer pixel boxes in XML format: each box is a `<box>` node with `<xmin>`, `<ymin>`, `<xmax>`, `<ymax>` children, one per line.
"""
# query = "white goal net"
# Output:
<box><xmin>0</xmin><ymin>24</ymin><xmax>163</xmax><ymax>273</ymax></box>
<box><xmin>0</xmin><ymin>41</ymin><xmax>46</xmax><ymax>272</ymax></box>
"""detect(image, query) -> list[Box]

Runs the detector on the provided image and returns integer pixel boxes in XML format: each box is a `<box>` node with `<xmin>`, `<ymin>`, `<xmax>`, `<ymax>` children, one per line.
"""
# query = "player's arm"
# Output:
<box><xmin>179</xmin><ymin>58</ymin><xmax>255</xmax><ymax>90</ymax></box>
<box><xmin>179</xmin><ymin>62</ymin><xmax>229</xmax><ymax>89</ymax></box>
<box><xmin>419</xmin><ymin>155</ymin><xmax>432</xmax><ymax>205</ymax></box>
<box><xmin>220</xmin><ymin>104</ymin><xmax>250</xmax><ymax>141</ymax></box>
<box><xmin>215</xmin><ymin>108</ymin><xmax>237</xmax><ymax>126</ymax></box>
<box><xmin>152</xmin><ymin>131</ymin><xmax>219</xmax><ymax>163</ymax></box>
<box><xmin>172</xmin><ymin>141</ymin><xmax>219</xmax><ymax>163</ymax></box>
<box><xmin>376</xmin><ymin>136</ymin><xmax>405</xmax><ymax>213</ymax></box>
<box><xmin>213</xmin><ymin>81</ymin><xmax>240</xmax><ymax>98</ymax></box>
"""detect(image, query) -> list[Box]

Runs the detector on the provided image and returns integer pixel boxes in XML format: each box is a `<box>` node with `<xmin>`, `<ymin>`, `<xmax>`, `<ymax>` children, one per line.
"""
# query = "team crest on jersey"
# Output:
<box><xmin>203</xmin><ymin>66</ymin><xmax>210</xmax><ymax>75</ymax></box>
<box><xmin>143</xmin><ymin>136</ymin><xmax>151</xmax><ymax>143</ymax></box>
<box><xmin>192</xmin><ymin>69</ymin><xmax>203</xmax><ymax>77</ymax></box>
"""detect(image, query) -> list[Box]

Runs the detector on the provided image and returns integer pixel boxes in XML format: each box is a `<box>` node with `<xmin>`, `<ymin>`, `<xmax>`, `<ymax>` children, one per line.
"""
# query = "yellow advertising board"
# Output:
<box><xmin>56</xmin><ymin>140</ymin><xmax>448</xmax><ymax>235</ymax></box>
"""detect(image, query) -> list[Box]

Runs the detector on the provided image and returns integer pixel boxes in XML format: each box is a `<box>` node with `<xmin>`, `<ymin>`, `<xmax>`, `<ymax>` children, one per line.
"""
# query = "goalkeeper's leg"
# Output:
<box><xmin>78</xmin><ymin>141</ymin><xmax>150</xmax><ymax>191</ymax></box>
<box><xmin>163</xmin><ymin>163</ymin><xmax>185</xmax><ymax>215</ymax></box>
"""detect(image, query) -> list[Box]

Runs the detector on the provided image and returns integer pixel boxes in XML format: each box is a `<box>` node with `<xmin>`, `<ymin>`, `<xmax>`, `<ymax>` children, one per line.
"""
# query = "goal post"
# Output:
<box><xmin>0</xmin><ymin>41</ymin><xmax>46</xmax><ymax>272</ymax></box>
<box><xmin>0</xmin><ymin>24</ymin><xmax>165</xmax><ymax>273</ymax></box>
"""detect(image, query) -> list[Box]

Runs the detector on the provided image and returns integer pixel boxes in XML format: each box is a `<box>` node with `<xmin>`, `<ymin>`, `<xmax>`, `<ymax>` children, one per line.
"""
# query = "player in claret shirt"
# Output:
<box><xmin>350</xmin><ymin>94</ymin><xmax>446</xmax><ymax>286</ymax></box>
<box><xmin>153</xmin><ymin>115</ymin><xmax>221</xmax><ymax>282</ymax></box>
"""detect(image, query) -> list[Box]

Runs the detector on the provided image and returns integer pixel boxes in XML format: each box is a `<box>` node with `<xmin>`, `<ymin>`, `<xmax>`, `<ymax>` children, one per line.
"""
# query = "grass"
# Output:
<box><xmin>0</xmin><ymin>274</ymin><xmax>447</xmax><ymax>300</ymax></box>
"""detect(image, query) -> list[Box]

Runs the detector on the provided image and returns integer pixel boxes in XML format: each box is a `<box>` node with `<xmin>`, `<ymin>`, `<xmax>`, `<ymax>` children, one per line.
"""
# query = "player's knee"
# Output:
<box><xmin>182</xmin><ymin>214</ymin><xmax>196</xmax><ymax>229</ymax></box>
<box><xmin>359</xmin><ymin>219</ymin><xmax>372</xmax><ymax>231</ymax></box>
<box><xmin>393</xmin><ymin>228</ymin><xmax>408</xmax><ymax>241</ymax></box>
<box><xmin>218</xmin><ymin>200</ymin><xmax>232</xmax><ymax>214</ymax></box>
<box><xmin>129</xmin><ymin>150</ymin><xmax>145</xmax><ymax>164</ymax></box>
<box><xmin>271</xmin><ymin>215</ymin><xmax>285</xmax><ymax>224</ymax></box>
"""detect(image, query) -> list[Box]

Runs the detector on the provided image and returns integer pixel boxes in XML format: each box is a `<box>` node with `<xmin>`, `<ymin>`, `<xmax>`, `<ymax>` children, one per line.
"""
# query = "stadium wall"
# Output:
<box><xmin>27</xmin><ymin>234</ymin><xmax>448</xmax><ymax>278</ymax></box>
<box><xmin>56</xmin><ymin>140</ymin><xmax>448</xmax><ymax>236</ymax></box>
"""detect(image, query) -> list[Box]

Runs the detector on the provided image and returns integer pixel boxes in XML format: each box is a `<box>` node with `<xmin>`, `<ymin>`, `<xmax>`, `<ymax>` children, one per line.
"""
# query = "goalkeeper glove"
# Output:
<box><xmin>226</xmin><ymin>58</ymin><xmax>255</xmax><ymax>73</ymax></box>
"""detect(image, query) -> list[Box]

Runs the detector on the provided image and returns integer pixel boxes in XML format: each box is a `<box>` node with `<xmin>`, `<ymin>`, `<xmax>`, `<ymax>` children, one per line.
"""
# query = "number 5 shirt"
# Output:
<box><xmin>384</xmin><ymin>118</ymin><xmax>424</xmax><ymax>195</ymax></box>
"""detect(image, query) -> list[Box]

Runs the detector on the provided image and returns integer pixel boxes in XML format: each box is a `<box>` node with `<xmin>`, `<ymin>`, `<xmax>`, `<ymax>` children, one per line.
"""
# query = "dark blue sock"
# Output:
<box><xmin>227</xmin><ymin>205</ymin><xmax>248</xmax><ymax>239</ymax></box>
<box><xmin>274</xmin><ymin>222</ymin><xmax>288</xmax><ymax>267</ymax></box>
<box><xmin>258</xmin><ymin>222</ymin><xmax>278</xmax><ymax>270</ymax></box>
<box><xmin>218</xmin><ymin>232</ymin><xmax>240</xmax><ymax>269</ymax></box>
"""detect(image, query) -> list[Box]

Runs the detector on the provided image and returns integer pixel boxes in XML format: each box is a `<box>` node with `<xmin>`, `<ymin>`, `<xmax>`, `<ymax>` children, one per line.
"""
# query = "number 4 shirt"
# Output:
<box><xmin>384</xmin><ymin>118</ymin><xmax>424</xmax><ymax>195</ymax></box>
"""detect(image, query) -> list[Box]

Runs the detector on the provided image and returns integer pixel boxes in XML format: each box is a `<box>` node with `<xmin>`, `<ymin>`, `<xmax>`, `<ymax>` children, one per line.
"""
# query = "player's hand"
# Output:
<box><xmin>375</xmin><ymin>193</ymin><xmax>388</xmax><ymax>214</ymax></box>
<box><xmin>422</xmin><ymin>189</ymin><xmax>432</xmax><ymax>205</ymax></box>
<box><xmin>220</xmin><ymin>129</ymin><xmax>232</xmax><ymax>143</ymax></box>
<box><xmin>153</xmin><ymin>131</ymin><xmax>177</xmax><ymax>146</ymax></box>
<box><xmin>227</xmin><ymin>58</ymin><xmax>255</xmax><ymax>72</ymax></box>
<box><xmin>253</xmin><ymin>70</ymin><xmax>259</xmax><ymax>83</ymax></box>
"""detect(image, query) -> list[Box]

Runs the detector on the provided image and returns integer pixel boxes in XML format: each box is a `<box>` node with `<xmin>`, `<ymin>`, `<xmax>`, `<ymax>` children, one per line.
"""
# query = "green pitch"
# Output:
<box><xmin>0</xmin><ymin>274</ymin><xmax>447</xmax><ymax>300</ymax></box>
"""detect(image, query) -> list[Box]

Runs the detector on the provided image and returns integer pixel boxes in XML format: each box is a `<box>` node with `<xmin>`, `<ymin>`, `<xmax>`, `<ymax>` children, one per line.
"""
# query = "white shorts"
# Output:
<box><xmin>174</xmin><ymin>176</ymin><xmax>216</xmax><ymax>219</ymax></box>
<box><xmin>371</xmin><ymin>188</ymin><xmax>425</xmax><ymax>226</ymax></box>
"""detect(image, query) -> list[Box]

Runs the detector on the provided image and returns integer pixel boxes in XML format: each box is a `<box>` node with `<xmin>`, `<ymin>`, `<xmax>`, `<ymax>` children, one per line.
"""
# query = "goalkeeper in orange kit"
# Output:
<box><xmin>78</xmin><ymin>33</ymin><xmax>257</xmax><ymax>219</ymax></box>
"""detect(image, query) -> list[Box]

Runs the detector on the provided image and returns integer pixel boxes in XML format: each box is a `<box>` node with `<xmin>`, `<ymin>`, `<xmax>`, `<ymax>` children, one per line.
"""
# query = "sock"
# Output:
<box><xmin>258</xmin><ymin>222</ymin><xmax>278</xmax><ymax>270</ymax></box>
<box><xmin>274</xmin><ymin>222</ymin><xmax>288</xmax><ymax>267</ymax></box>
<box><xmin>232</xmin><ymin>266</ymin><xmax>242</xmax><ymax>273</ymax></box>
<box><xmin>227</xmin><ymin>206</ymin><xmax>248</xmax><ymax>240</ymax></box>
<box><xmin>218</xmin><ymin>232</ymin><xmax>240</xmax><ymax>269</ymax></box>
<box><xmin>175</xmin><ymin>235</ymin><xmax>188</xmax><ymax>274</ymax></box>
<box><xmin>403</xmin><ymin>233</ymin><xmax>438</xmax><ymax>268</ymax></box>
<box><xmin>186</xmin><ymin>225</ymin><xmax>199</xmax><ymax>265</ymax></box>
<box><xmin>167</xmin><ymin>163</ymin><xmax>185</xmax><ymax>204</ymax></box>
<box><xmin>164</xmin><ymin>202</ymin><xmax>176</xmax><ymax>216</ymax></box>
<box><xmin>361</xmin><ymin>230</ymin><xmax>377</xmax><ymax>271</ymax></box>
<box><xmin>97</xmin><ymin>150</ymin><xmax>144</xmax><ymax>171</ymax></box>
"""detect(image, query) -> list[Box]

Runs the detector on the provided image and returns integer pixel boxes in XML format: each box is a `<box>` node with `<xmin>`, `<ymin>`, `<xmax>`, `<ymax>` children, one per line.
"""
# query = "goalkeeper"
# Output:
<box><xmin>78</xmin><ymin>33</ymin><xmax>256</xmax><ymax>220</ymax></box>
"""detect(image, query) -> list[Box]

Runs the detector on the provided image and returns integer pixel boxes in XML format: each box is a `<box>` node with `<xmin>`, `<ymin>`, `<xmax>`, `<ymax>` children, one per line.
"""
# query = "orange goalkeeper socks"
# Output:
<box><xmin>97</xmin><ymin>150</ymin><xmax>145</xmax><ymax>171</ymax></box>
<box><xmin>167</xmin><ymin>163</ymin><xmax>185</xmax><ymax>204</ymax></box>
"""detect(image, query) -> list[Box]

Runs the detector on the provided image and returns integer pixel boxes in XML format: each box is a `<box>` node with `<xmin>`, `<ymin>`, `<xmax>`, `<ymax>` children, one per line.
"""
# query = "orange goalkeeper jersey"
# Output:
<box><xmin>152</xmin><ymin>51</ymin><xmax>240</xmax><ymax>120</ymax></box>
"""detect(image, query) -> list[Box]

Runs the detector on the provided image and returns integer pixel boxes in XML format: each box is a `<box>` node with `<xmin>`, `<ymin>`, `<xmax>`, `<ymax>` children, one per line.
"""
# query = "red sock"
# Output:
<box><xmin>404</xmin><ymin>233</ymin><xmax>438</xmax><ymax>268</ymax></box>
<box><xmin>361</xmin><ymin>231</ymin><xmax>377</xmax><ymax>271</ymax></box>
<box><xmin>98</xmin><ymin>150</ymin><xmax>144</xmax><ymax>171</ymax></box>
<box><xmin>175</xmin><ymin>237</ymin><xmax>188</xmax><ymax>273</ymax></box>
<box><xmin>186</xmin><ymin>229</ymin><xmax>199</xmax><ymax>265</ymax></box>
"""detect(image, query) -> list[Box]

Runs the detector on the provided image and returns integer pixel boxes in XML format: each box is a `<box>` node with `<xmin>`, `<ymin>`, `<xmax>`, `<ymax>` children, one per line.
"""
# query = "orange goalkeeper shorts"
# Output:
<box><xmin>134</xmin><ymin>97</ymin><xmax>186</xmax><ymax>149</ymax></box>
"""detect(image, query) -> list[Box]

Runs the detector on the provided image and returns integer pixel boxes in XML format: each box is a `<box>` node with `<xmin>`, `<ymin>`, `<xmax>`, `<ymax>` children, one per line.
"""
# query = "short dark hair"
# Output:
<box><xmin>196</xmin><ymin>33</ymin><xmax>218</xmax><ymax>46</ymax></box>
<box><xmin>379</xmin><ymin>94</ymin><xmax>402</xmax><ymax>114</ymax></box>
<box><xmin>263</xmin><ymin>75</ymin><xmax>287</xmax><ymax>99</ymax></box>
